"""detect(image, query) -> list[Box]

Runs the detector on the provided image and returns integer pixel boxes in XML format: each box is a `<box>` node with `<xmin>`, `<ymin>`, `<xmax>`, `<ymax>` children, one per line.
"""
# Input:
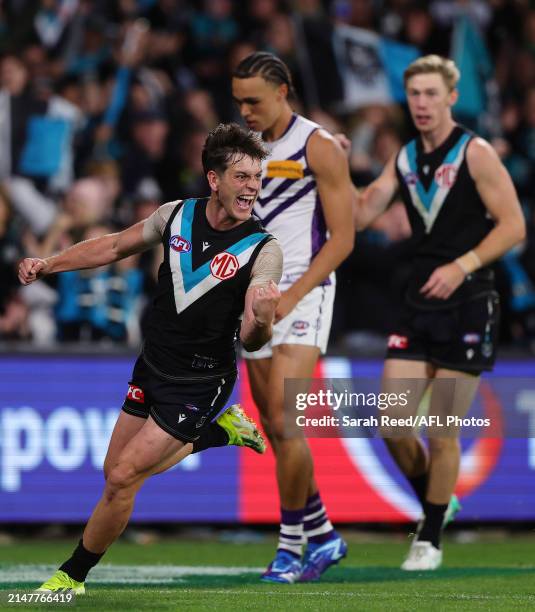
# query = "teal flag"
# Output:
<box><xmin>19</xmin><ymin>116</ymin><xmax>69</xmax><ymax>177</ymax></box>
<box><xmin>451</xmin><ymin>14</ymin><xmax>493</xmax><ymax>118</ymax></box>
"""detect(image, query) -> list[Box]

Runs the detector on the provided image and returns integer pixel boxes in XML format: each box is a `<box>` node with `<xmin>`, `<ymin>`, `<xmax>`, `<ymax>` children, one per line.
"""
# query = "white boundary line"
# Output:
<box><xmin>0</xmin><ymin>565</ymin><xmax>264</xmax><ymax>584</ymax></box>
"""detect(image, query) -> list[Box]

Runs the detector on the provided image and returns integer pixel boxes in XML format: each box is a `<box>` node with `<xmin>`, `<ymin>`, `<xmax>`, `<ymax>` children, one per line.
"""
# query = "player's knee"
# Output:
<box><xmin>266</xmin><ymin>414</ymin><xmax>287</xmax><ymax>443</ymax></box>
<box><xmin>258</xmin><ymin>413</ymin><xmax>274</xmax><ymax>441</ymax></box>
<box><xmin>106</xmin><ymin>461</ymin><xmax>141</xmax><ymax>493</ymax></box>
<box><xmin>428</xmin><ymin>437</ymin><xmax>458</xmax><ymax>455</ymax></box>
<box><xmin>103</xmin><ymin>457</ymin><xmax>115</xmax><ymax>480</ymax></box>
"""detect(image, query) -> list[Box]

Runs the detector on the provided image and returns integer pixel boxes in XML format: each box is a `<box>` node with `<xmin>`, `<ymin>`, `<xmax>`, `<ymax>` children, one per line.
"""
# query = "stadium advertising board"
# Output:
<box><xmin>0</xmin><ymin>357</ymin><xmax>238</xmax><ymax>522</ymax></box>
<box><xmin>0</xmin><ymin>355</ymin><xmax>534</xmax><ymax>522</ymax></box>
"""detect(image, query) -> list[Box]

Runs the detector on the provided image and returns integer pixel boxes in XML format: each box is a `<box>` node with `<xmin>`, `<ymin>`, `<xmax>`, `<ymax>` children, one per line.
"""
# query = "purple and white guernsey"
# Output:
<box><xmin>254</xmin><ymin>114</ymin><xmax>334</xmax><ymax>287</ymax></box>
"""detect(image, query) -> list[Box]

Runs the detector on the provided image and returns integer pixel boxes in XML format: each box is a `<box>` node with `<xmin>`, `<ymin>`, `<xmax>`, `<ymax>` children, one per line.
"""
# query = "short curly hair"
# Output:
<box><xmin>202</xmin><ymin>123</ymin><xmax>268</xmax><ymax>175</ymax></box>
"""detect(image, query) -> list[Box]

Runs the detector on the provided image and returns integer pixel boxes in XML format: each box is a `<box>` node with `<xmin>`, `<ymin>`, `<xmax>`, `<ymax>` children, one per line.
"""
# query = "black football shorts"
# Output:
<box><xmin>121</xmin><ymin>355</ymin><xmax>236</xmax><ymax>442</ymax></box>
<box><xmin>386</xmin><ymin>291</ymin><xmax>500</xmax><ymax>375</ymax></box>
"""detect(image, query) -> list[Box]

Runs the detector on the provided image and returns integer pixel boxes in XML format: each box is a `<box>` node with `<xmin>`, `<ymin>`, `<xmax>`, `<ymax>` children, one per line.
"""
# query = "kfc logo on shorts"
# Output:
<box><xmin>169</xmin><ymin>235</ymin><xmax>191</xmax><ymax>253</ymax></box>
<box><xmin>127</xmin><ymin>384</ymin><xmax>144</xmax><ymax>403</ymax></box>
<box><xmin>210</xmin><ymin>252</ymin><xmax>239</xmax><ymax>280</ymax></box>
<box><xmin>434</xmin><ymin>164</ymin><xmax>458</xmax><ymax>188</ymax></box>
<box><xmin>388</xmin><ymin>334</ymin><xmax>409</xmax><ymax>349</ymax></box>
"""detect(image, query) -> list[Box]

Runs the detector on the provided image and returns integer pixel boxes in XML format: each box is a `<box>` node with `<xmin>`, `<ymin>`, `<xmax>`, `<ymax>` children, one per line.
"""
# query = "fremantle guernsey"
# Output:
<box><xmin>143</xmin><ymin>198</ymin><xmax>273</xmax><ymax>379</ymax></box>
<box><xmin>396</xmin><ymin>125</ymin><xmax>495</xmax><ymax>309</ymax></box>
<box><xmin>254</xmin><ymin>113</ymin><xmax>333</xmax><ymax>286</ymax></box>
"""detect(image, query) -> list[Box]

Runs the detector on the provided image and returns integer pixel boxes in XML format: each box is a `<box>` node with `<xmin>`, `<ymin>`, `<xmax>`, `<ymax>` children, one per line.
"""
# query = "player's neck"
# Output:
<box><xmin>262</xmin><ymin>105</ymin><xmax>294</xmax><ymax>142</ymax></box>
<box><xmin>420</xmin><ymin>118</ymin><xmax>456</xmax><ymax>153</ymax></box>
<box><xmin>206</xmin><ymin>195</ymin><xmax>246</xmax><ymax>231</ymax></box>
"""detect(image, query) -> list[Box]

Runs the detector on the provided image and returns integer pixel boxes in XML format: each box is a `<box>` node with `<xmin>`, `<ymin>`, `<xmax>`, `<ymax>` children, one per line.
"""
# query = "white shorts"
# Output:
<box><xmin>243</xmin><ymin>284</ymin><xmax>335</xmax><ymax>360</ymax></box>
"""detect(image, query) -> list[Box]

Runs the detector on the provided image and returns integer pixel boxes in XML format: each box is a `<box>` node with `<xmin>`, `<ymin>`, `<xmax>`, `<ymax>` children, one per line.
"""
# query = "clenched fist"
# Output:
<box><xmin>252</xmin><ymin>280</ymin><xmax>281</xmax><ymax>327</ymax></box>
<box><xmin>18</xmin><ymin>258</ymin><xmax>49</xmax><ymax>285</ymax></box>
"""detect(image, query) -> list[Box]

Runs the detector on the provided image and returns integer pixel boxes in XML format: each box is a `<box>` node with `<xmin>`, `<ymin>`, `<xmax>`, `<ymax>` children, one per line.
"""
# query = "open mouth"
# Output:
<box><xmin>415</xmin><ymin>115</ymin><xmax>431</xmax><ymax>124</ymax></box>
<box><xmin>235</xmin><ymin>194</ymin><xmax>255</xmax><ymax>210</ymax></box>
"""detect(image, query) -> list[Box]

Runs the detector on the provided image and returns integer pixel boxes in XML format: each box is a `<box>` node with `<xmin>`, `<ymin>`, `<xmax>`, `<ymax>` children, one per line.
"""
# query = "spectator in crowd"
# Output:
<box><xmin>0</xmin><ymin>186</ymin><xmax>30</xmax><ymax>340</ymax></box>
<box><xmin>0</xmin><ymin>53</ymin><xmax>47</xmax><ymax>180</ymax></box>
<box><xmin>120</xmin><ymin>109</ymin><xmax>177</xmax><ymax>201</ymax></box>
<box><xmin>55</xmin><ymin>222</ymin><xmax>144</xmax><ymax>344</ymax></box>
<box><xmin>175</xmin><ymin>128</ymin><xmax>210</xmax><ymax>199</ymax></box>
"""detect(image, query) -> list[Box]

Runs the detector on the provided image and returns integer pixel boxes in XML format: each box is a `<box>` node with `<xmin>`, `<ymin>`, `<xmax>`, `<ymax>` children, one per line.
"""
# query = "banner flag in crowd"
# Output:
<box><xmin>332</xmin><ymin>24</ymin><xmax>419</xmax><ymax>112</ymax></box>
<box><xmin>451</xmin><ymin>14</ymin><xmax>493</xmax><ymax>120</ymax></box>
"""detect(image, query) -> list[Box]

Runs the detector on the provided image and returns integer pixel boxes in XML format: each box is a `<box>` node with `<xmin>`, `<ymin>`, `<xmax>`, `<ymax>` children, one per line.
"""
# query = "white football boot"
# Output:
<box><xmin>401</xmin><ymin>541</ymin><xmax>443</xmax><ymax>571</ymax></box>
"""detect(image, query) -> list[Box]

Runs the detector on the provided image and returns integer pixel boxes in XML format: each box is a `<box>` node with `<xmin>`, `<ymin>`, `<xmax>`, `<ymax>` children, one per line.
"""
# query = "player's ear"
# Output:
<box><xmin>449</xmin><ymin>88</ymin><xmax>459</xmax><ymax>107</ymax></box>
<box><xmin>207</xmin><ymin>169</ymin><xmax>219</xmax><ymax>192</ymax></box>
<box><xmin>277</xmin><ymin>82</ymin><xmax>288</xmax><ymax>101</ymax></box>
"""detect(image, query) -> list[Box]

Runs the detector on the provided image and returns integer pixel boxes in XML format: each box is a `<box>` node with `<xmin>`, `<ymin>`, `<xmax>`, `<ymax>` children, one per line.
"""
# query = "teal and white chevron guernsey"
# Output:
<box><xmin>143</xmin><ymin>198</ymin><xmax>272</xmax><ymax>379</ymax></box>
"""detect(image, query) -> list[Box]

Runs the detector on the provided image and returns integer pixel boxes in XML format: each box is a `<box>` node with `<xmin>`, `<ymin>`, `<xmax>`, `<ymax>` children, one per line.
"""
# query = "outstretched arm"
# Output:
<box><xmin>17</xmin><ymin>202</ymin><xmax>175</xmax><ymax>285</ymax></box>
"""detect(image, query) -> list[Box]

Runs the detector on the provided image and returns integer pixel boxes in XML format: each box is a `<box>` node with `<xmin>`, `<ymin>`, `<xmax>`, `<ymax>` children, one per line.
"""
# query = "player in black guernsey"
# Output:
<box><xmin>353</xmin><ymin>56</ymin><xmax>525</xmax><ymax>570</ymax></box>
<box><xmin>19</xmin><ymin>123</ymin><xmax>283</xmax><ymax>594</ymax></box>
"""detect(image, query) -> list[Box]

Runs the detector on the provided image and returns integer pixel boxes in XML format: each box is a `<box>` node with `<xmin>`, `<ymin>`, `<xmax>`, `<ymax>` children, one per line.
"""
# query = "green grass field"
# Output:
<box><xmin>0</xmin><ymin>532</ymin><xmax>534</xmax><ymax>611</ymax></box>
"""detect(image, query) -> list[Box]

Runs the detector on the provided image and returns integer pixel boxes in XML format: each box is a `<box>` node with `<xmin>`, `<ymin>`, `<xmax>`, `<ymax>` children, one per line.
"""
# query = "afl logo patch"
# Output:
<box><xmin>403</xmin><ymin>172</ymin><xmax>418</xmax><ymax>186</ymax></box>
<box><xmin>434</xmin><ymin>164</ymin><xmax>458</xmax><ymax>188</ymax></box>
<box><xmin>210</xmin><ymin>252</ymin><xmax>239</xmax><ymax>280</ymax></box>
<box><xmin>170</xmin><ymin>235</ymin><xmax>191</xmax><ymax>252</ymax></box>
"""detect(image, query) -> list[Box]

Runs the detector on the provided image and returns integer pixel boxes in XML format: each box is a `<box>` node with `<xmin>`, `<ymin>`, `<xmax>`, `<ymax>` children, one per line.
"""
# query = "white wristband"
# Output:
<box><xmin>455</xmin><ymin>257</ymin><xmax>470</xmax><ymax>275</ymax></box>
<box><xmin>455</xmin><ymin>250</ymin><xmax>482</xmax><ymax>276</ymax></box>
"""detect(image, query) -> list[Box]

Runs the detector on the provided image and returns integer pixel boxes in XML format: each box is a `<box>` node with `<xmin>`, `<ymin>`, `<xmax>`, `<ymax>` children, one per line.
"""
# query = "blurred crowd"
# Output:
<box><xmin>0</xmin><ymin>0</ymin><xmax>534</xmax><ymax>353</ymax></box>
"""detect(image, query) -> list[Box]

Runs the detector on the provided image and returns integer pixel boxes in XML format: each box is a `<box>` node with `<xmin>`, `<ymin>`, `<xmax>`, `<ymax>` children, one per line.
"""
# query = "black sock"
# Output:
<box><xmin>408</xmin><ymin>473</ymin><xmax>428</xmax><ymax>506</ymax></box>
<box><xmin>191</xmin><ymin>422</ymin><xmax>229</xmax><ymax>454</ymax></box>
<box><xmin>59</xmin><ymin>539</ymin><xmax>105</xmax><ymax>582</ymax></box>
<box><xmin>418</xmin><ymin>501</ymin><xmax>448</xmax><ymax>549</ymax></box>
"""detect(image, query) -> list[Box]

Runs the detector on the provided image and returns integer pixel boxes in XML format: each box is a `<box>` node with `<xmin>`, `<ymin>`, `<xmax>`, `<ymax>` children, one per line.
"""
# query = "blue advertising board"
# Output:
<box><xmin>0</xmin><ymin>356</ymin><xmax>239</xmax><ymax>522</ymax></box>
<box><xmin>0</xmin><ymin>354</ymin><xmax>534</xmax><ymax>523</ymax></box>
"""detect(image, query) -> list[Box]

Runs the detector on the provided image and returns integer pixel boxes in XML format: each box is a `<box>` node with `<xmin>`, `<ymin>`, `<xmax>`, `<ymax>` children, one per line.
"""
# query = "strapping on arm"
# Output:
<box><xmin>141</xmin><ymin>201</ymin><xmax>180</xmax><ymax>246</ymax></box>
<box><xmin>249</xmin><ymin>239</ymin><xmax>283</xmax><ymax>287</ymax></box>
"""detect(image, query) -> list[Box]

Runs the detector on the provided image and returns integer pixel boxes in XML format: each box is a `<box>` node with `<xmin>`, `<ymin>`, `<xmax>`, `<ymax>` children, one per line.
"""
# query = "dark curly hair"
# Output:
<box><xmin>202</xmin><ymin>123</ymin><xmax>268</xmax><ymax>175</ymax></box>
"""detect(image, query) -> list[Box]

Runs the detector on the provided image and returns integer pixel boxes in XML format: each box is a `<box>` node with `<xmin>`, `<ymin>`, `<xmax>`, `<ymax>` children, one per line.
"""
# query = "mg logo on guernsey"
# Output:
<box><xmin>210</xmin><ymin>252</ymin><xmax>239</xmax><ymax>280</ymax></box>
<box><xmin>169</xmin><ymin>235</ymin><xmax>191</xmax><ymax>253</ymax></box>
<box><xmin>434</xmin><ymin>164</ymin><xmax>458</xmax><ymax>189</ymax></box>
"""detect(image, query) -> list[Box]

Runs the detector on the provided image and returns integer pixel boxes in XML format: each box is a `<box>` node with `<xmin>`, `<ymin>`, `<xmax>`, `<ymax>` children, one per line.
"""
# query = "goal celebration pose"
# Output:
<box><xmin>19</xmin><ymin>124</ymin><xmax>283</xmax><ymax>594</ymax></box>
